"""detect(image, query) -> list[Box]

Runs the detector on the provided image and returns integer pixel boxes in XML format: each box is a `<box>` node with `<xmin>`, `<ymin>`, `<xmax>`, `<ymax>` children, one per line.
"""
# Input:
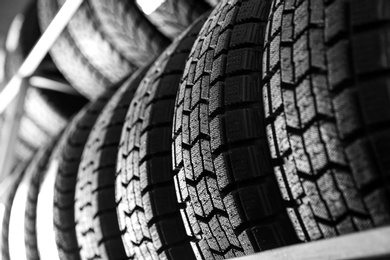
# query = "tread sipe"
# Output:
<box><xmin>52</xmin><ymin>80</ymin><xmax>126</xmax><ymax>260</ymax></box>
<box><xmin>262</xmin><ymin>0</ymin><xmax>390</xmax><ymax>242</ymax></box>
<box><xmin>23</xmin><ymin>139</ymin><xmax>59</xmax><ymax>260</ymax></box>
<box><xmin>74</xmin><ymin>68</ymin><xmax>149</xmax><ymax>260</ymax></box>
<box><xmin>115</xmin><ymin>13</ymin><xmax>208</xmax><ymax>260</ymax></box>
<box><xmin>172</xmin><ymin>0</ymin><xmax>298</xmax><ymax>258</ymax></box>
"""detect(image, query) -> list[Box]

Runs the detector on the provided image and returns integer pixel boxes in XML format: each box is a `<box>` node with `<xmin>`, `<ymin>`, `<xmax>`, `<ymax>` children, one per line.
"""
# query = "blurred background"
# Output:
<box><xmin>0</xmin><ymin>0</ymin><xmax>26</xmax><ymax>82</ymax></box>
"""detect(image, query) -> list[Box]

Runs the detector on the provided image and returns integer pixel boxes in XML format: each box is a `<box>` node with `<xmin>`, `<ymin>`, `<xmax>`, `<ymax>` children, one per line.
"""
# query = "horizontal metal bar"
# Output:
<box><xmin>29</xmin><ymin>76</ymin><xmax>81</xmax><ymax>96</ymax></box>
<box><xmin>0</xmin><ymin>0</ymin><xmax>84</xmax><ymax>115</ymax></box>
<box><xmin>18</xmin><ymin>0</ymin><xmax>84</xmax><ymax>78</ymax></box>
<box><xmin>238</xmin><ymin>226</ymin><xmax>390</xmax><ymax>260</ymax></box>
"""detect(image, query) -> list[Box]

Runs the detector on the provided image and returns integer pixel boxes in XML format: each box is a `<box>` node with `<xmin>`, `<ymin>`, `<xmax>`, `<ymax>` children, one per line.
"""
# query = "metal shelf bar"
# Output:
<box><xmin>0</xmin><ymin>0</ymin><xmax>84</xmax><ymax>178</ymax></box>
<box><xmin>238</xmin><ymin>226</ymin><xmax>390</xmax><ymax>260</ymax></box>
<box><xmin>29</xmin><ymin>75</ymin><xmax>81</xmax><ymax>95</ymax></box>
<box><xmin>0</xmin><ymin>0</ymin><xmax>84</xmax><ymax>114</ymax></box>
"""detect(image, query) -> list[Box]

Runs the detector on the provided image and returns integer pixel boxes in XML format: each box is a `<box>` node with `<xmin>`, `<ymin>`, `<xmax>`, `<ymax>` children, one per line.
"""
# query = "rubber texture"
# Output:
<box><xmin>115</xmin><ymin>14</ymin><xmax>208</xmax><ymax>260</ymax></box>
<box><xmin>262</xmin><ymin>0</ymin><xmax>390</xmax><ymax>242</ymax></box>
<box><xmin>37</xmin><ymin>0</ymin><xmax>170</xmax><ymax>99</ymax></box>
<box><xmin>74</xmin><ymin>67</ymin><xmax>149</xmax><ymax>260</ymax></box>
<box><xmin>2</xmin><ymin>1</ymin><xmax>86</xmax><ymax>167</ymax></box>
<box><xmin>172</xmin><ymin>0</ymin><xmax>300</xmax><ymax>257</ymax></box>
<box><xmin>139</xmin><ymin>0</ymin><xmax>210</xmax><ymax>39</ymax></box>
<box><xmin>1</xmin><ymin>164</ymin><xmax>26</xmax><ymax>260</ymax></box>
<box><xmin>23</xmin><ymin>139</ymin><xmax>58</xmax><ymax>260</ymax></box>
<box><xmin>52</xmin><ymin>79</ymin><xmax>127</xmax><ymax>260</ymax></box>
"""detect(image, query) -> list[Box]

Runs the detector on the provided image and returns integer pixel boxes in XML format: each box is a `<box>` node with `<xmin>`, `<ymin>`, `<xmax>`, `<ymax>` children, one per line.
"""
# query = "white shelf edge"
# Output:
<box><xmin>237</xmin><ymin>226</ymin><xmax>390</xmax><ymax>260</ymax></box>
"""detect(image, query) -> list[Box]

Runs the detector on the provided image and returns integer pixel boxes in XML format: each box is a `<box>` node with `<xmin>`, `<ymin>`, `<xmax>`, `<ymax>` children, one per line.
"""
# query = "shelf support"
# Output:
<box><xmin>0</xmin><ymin>0</ymin><xmax>84</xmax><ymax>179</ymax></box>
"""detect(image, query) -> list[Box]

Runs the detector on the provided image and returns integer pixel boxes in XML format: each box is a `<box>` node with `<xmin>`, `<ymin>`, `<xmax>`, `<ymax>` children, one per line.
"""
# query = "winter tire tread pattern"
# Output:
<box><xmin>53</xmin><ymin>85</ymin><xmax>121</xmax><ymax>260</ymax></box>
<box><xmin>262</xmin><ymin>0</ymin><xmax>390</xmax><ymax>242</ymax></box>
<box><xmin>116</xmin><ymin>14</ymin><xmax>208</xmax><ymax>260</ymax></box>
<box><xmin>172</xmin><ymin>0</ymin><xmax>299</xmax><ymax>258</ymax></box>
<box><xmin>24</xmin><ymin>139</ymin><xmax>58</xmax><ymax>260</ymax></box>
<box><xmin>74</xmin><ymin>68</ymin><xmax>148</xmax><ymax>260</ymax></box>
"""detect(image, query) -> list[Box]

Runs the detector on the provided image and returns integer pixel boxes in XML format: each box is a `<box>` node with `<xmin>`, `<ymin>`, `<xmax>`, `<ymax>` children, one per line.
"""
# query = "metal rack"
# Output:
<box><xmin>0</xmin><ymin>0</ymin><xmax>388</xmax><ymax>259</ymax></box>
<box><xmin>0</xmin><ymin>0</ymin><xmax>83</xmax><ymax>180</ymax></box>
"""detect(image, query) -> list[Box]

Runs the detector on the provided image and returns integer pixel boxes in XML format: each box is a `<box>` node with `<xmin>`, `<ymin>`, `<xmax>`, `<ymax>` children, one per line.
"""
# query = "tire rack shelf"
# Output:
<box><xmin>0</xmin><ymin>1</ymin><xmax>388</xmax><ymax>259</ymax></box>
<box><xmin>0</xmin><ymin>0</ymin><xmax>84</xmax><ymax>180</ymax></box>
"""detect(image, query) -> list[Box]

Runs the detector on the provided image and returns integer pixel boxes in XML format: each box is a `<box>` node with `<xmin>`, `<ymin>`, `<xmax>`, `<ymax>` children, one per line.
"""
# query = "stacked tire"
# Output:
<box><xmin>1</xmin><ymin>0</ymin><xmax>389</xmax><ymax>260</ymax></box>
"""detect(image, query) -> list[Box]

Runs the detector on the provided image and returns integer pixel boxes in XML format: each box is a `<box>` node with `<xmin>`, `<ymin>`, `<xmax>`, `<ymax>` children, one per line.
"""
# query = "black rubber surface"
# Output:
<box><xmin>24</xmin><ymin>139</ymin><xmax>58</xmax><ymax>260</ymax></box>
<box><xmin>0</xmin><ymin>165</ymin><xmax>26</xmax><ymax>260</ymax></box>
<box><xmin>52</xmin><ymin>82</ymin><xmax>124</xmax><ymax>260</ymax></box>
<box><xmin>172</xmin><ymin>0</ymin><xmax>299</xmax><ymax>258</ymax></box>
<box><xmin>74</xmin><ymin>67</ymin><xmax>148</xmax><ymax>260</ymax></box>
<box><xmin>262</xmin><ymin>0</ymin><xmax>390</xmax><ymax>242</ymax></box>
<box><xmin>38</xmin><ymin>0</ymin><xmax>170</xmax><ymax>99</ymax></box>
<box><xmin>115</xmin><ymin>14</ymin><xmax>208</xmax><ymax>260</ymax></box>
<box><xmin>139</xmin><ymin>0</ymin><xmax>210</xmax><ymax>39</ymax></box>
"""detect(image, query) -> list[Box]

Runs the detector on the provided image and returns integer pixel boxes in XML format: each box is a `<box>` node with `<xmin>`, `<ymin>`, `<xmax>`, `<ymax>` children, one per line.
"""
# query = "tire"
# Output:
<box><xmin>136</xmin><ymin>0</ymin><xmax>210</xmax><ymax>39</ymax></box>
<box><xmin>262</xmin><ymin>0</ymin><xmax>390</xmax><ymax>242</ymax></box>
<box><xmin>74</xmin><ymin>67</ymin><xmax>149</xmax><ymax>260</ymax></box>
<box><xmin>172</xmin><ymin>0</ymin><xmax>299</xmax><ymax>257</ymax></box>
<box><xmin>4</xmin><ymin>0</ymin><xmax>86</xmax><ymax>118</ymax></box>
<box><xmin>2</xmin><ymin>1</ymin><xmax>86</xmax><ymax>168</ymax></box>
<box><xmin>37</xmin><ymin>0</ymin><xmax>170</xmax><ymax>99</ymax></box>
<box><xmin>115</xmin><ymin>14</ymin><xmax>208</xmax><ymax>260</ymax></box>
<box><xmin>6</xmin><ymin>139</ymin><xmax>57</xmax><ymax>260</ymax></box>
<box><xmin>51</xmin><ymin>79</ymin><xmax>128</xmax><ymax>260</ymax></box>
<box><xmin>24</xmin><ymin>139</ymin><xmax>59</xmax><ymax>260</ymax></box>
<box><xmin>0</xmin><ymin>164</ymin><xmax>26</xmax><ymax>260</ymax></box>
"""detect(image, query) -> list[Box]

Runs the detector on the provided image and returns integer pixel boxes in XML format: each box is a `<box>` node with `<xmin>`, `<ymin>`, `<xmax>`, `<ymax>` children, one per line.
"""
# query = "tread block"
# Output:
<box><xmin>229</xmin><ymin>145</ymin><xmax>272</xmax><ymax>182</ymax></box>
<box><xmin>209</xmin><ymin>82</ymin><xmax>224</xmax><ymax>116</ymax></box>
<box><xmin>327</xmin><ymin>40</ymin><xmax>352</xmax><ymax>89</ymax></box>
<box><xmin>293</xmin><ymin>32</ymin><xmax>309</xmax><ymax>80</ymax></box>
<box><xmin>237</xmin><ymin>184</ymin><xmax>282</xmax><ymax>220</ymax></box>
<box><xmin>324</xmin><ymin>0</ymin><xmax>348</xmax><ymax>42</ymax></box>
<box><xmin>150</xmin><ymin>186</ymin><xmax>178</xmax><ymax>217</ymax></box>
<box><xmin>293</xmin><ymin>0</ymin><xmax>309</xmax><ymax>38</ymax></box>
<box><xmin>158</xmin><ymin>217</ymin><xmax>188</xmax><ymax>245</ymax></box>
<box><xmin>352</xmin><ymin>30</ymin><xmax>390</xmax><ymax>74</ymax></box>
<box><xmin>357</xmin><ymin>78</ymin><xmax>390</xmax><ymax>125</ymax></box>
<box><xmin>269</xmin><ymin>34</ymin><xmax>281</xmax><ymax>70</ymax></box>
<box><xmin>230</xmin><ymin>23</ymin><xmax>266</xmax><ymax>48</ymax></box>
<box><xmin>211</xmin><ymin>54</ymin><xmax>227</xmax><ymax>84</ymax></box>
<box><xmin>225</xmin><ymin>75</ymin><xmax>262</xmax><ymax>106</ymax></box>
<box><xmin>210</xmin><ymin>115</ymin><xmax>226</xmax><ymax>152</ymax></box>
<box><xmin>281</xmin><ymin>46</ymin><xmax>294</xmax><ymax>83</ymax></box>
<box><xmin>215</xmin><ymin>28</ymin><xmax>231</xmax><ymax>58</ymax></box>
<box><xmin>351</xmin><ymin>0</ymin><xmax>390</xmax><ymax>26</ymax></box>
<box><xmin>333</xmin><ymin>89</ymin><xmax>363</xmax><ymax>139</ymax></box>
<box><xmin>237</xmin><ymin>0</ymin><xmax>270</xmax><ymax>23</ymax></box>
<box><xmin>225</xmin><ymin>109</ymin><xmax>263</xmax><ymax>143</ymax></box>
